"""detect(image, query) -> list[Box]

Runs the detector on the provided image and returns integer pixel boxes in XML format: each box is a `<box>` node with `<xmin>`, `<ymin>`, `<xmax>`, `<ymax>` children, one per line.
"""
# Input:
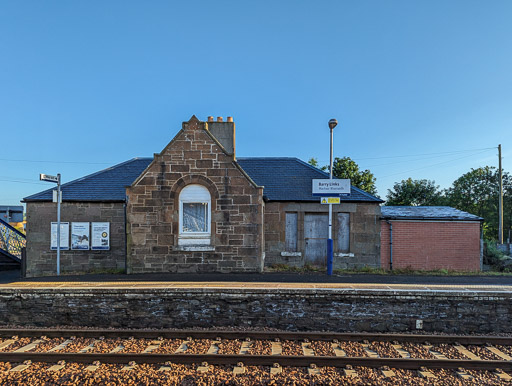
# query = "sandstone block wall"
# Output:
<box><xmin>381</xmin><ymin>220</ymin><xmax>482</xmax><ymax>271</ymax></box>
<box><xmin>264</xmin><ymin>202</ymin><xmax>381</xmax><ymax>269</ymax></box>
<box><xmin>25</xmin><ymin>202</ymin><xmax>126</xmax><ymax>277</ymax></box>
<box><xmin>126</xmin><ymin>117</ymin><xmax>264</xmax><ymax>273</ymax></box>
<box><xmin>0</xmin><ymin>287</ymin><xmax>509</xmax><ymax>334</ymax></box>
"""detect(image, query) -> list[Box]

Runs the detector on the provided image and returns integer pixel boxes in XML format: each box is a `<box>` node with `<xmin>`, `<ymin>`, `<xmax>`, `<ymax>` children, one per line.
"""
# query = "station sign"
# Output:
<box><xmin>312</xmin><ymin>179</ymin><xmax>350</xmax><ymax>197</ymax></box>
<box><xmin>40</xmin><ymin>174</ymin><xmax>59</xmax><ymax>183</ymax></box>
<box><xmin>320</xmin><ymin>197</ymin><xmax>341</xmax><ymax>204</ymax></box>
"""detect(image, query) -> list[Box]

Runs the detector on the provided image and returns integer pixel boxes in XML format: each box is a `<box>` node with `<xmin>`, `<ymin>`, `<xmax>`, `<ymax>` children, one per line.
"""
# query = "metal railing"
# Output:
<box><xmin>0</xmin><ymin>218</ymin><xmax>26</xmax><ymax>262</ymax></box>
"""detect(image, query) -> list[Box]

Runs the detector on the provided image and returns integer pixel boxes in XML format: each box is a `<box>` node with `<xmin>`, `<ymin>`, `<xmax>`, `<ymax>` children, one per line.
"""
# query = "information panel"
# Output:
<box><xmin>91</xmin><ymin>222</ymin><xmax>110</xmax><ymax>250</ymax></box>
<box><xmin>71</xmin><ymin>222</ymin><xmax>90</xmax><ymax>250</ymax></box>
<box><xmin>50</xmin><ymin>222</ymin><xmax>69</xmax><ymax>250</ymax></box>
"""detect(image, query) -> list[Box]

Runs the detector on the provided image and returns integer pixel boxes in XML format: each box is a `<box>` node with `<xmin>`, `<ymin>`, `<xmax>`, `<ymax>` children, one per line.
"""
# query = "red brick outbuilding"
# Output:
<box><xmin>380</xmin><ymin>206</ymin><xmax>483</xmax><ymax>272</ymax></box>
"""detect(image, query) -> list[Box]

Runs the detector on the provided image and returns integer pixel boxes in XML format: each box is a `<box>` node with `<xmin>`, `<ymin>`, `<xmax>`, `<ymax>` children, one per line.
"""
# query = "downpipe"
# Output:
<box><xmin>386</xmin><ymin>220</ymin><xmax>393</xmax><ymax>271</ymax></box>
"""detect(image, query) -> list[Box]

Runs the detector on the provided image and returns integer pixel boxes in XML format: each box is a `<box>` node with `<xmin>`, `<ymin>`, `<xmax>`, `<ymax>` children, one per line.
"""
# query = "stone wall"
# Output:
<box><xmin>264</xmin><ymin>202</ymin><xmax>381</xmax><ymax>269</ymax></box>
<box><xmin>126</xmin><ymin>117</ymin><xmax>264</xmax><ymax>273</ymax></box>
<box><xmin>25</xmin><ymin>202</ymin><xmax>126</xmax><ymax>277</ymax></box>
<box><xmin>381</xmin><ymin>220</ymin><xmax>482</xmax><ymax>271</ymax></box>
<box><xmin>0</xmin><ymin>287</ymin><xmax>510</xmax><ymax>334</ymax></box>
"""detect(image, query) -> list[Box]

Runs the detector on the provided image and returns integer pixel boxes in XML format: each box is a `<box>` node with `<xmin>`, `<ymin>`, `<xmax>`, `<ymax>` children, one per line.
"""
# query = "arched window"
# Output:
<box><xmin>179</xmin><ymin>184</ymin><xmax>211</xmax><ymax>245</ymax></box>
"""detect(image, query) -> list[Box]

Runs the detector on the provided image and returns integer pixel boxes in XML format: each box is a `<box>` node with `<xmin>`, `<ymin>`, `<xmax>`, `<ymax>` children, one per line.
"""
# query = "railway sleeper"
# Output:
<box><xmin>381</xmin><ymin>366</ymin><xmax>395</xmax><ymax>378</ymax></box>
<box><xmin>233</xmin><ymin>362</ymin><xmax>245</xmax><ymax>375</ymax></box>
<box><xmin>494</xmin><ymin>368</ymin><xmax>512</xmax><ymax>381</ymax></box>
<box><xmin>456</xmin><ymin>367</ymin><xmax>474</xmax><ymax>380</ymax></box>
<box><xmin>85</xmin><ymin>361</ymin><xmax>101</xmax><ymax>371</ymax></box>
<box><xmin>270</xmin><ymin>363</ymin><xmax>282</xmax><ymax>375</ymax></box>
<box><xmin>14</xmin><ymin>339</ymin><xmax>43</xmax><ymax>352</ymax></box>
<box><xmin>487</xmin><ymin>345</ymin><xmax>512</xmax><ymax>361</ymax></box>
<box><xmin>49</xmin><ymin>339</ymin><xmax>74</xmax><ymax>352</ymax></box>
<box><xmin>454</xmin><ymin>345</ymin><xmax>481</xmax><ymax>360</ymax></box>
<box><xmin>418</xmin><ymin>366</ymin><xmax>436</xmax><ymax>379</ymax></box>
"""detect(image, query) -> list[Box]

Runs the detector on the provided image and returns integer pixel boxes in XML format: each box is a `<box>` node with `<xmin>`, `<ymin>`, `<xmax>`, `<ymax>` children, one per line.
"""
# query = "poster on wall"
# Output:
<box><xmin>91</xmin><ymin>222</ymin><xmax>110</xmax><ymax>250</ymax></box>
<box><xmin>50</xmin><ymin>222</ymin><xmax>69</xmax><ymax>250</ymax></box>
<box><xmin>71</xmin><ymin>222</ymin><xmax>90</xmax><ymax>250</ymax></box>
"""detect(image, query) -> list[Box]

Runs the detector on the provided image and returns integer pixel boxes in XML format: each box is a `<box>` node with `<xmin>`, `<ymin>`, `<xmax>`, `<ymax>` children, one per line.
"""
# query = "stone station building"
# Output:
<box><xmin>23</xmin><ymin>116</ymin><xmax>383</xmax><ymax>277</ymax></box>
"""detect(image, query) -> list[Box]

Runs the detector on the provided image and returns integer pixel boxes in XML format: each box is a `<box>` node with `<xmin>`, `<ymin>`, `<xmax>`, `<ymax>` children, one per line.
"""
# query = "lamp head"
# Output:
<box><xmin>328</xmin><ymin>119</ymin><xmax>338</xmax><ymax>130</ymax></box>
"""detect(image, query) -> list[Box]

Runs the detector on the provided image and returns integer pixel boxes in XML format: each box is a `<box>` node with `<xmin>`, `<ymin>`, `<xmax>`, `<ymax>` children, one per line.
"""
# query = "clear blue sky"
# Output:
<box><xmin>1</xmin><ymin>1</ymin><xmax>511</xmax><ymax>206</ymax></box>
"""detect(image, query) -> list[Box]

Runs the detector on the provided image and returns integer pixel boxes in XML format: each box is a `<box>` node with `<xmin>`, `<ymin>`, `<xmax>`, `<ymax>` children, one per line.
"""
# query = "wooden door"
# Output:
<box><xmin>304</xmin><ymin>213</ymin><xmax>328</xmax><ymax>266</ymax></box>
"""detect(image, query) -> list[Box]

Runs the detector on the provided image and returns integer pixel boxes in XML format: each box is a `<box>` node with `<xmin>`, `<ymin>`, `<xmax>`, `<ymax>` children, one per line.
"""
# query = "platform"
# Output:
<box><xmin>1</xmin><ymin>280</ymin><xmax>512</xmax><ymax>292</ymax></box>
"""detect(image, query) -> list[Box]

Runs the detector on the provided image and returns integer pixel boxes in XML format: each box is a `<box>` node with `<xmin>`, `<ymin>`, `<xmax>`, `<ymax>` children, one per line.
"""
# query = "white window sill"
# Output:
<box><xmin>178</xmin><ymin>236</ymin><xmax>210</xmax><ymax>246</ymax></box>
<box><xmin>173</xmin><ymin>245</ymin><xmax>215</xmax><ymax>252</ymax></box>
<box><xmin>335</xmin><ymin>252</ymin><xmax>354</xmax><ymax>257</ymax></box>
<box><xmin>281</xmin><ymin>252</ymin><xmax>302</xmax><ymax>257</ymax></box>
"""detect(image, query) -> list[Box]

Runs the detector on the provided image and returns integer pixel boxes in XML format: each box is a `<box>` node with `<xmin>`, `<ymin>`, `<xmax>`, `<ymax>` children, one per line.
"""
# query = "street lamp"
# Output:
<box><xmin>327</xmin><ymin>118</ymin><xmax>338</xmax><ymax>275</ymax></box>
<box><xmin>40</xmin><ymin>173</ymin><xmax>62</xmax><ymax>275</ymax></box>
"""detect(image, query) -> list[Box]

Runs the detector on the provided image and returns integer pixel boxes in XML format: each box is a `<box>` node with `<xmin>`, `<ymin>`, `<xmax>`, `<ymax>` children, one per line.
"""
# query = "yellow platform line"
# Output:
<box><xmin>0</xmin><ymin>281</ymin><xmax>511</xmax><ymax>291</ymax></box>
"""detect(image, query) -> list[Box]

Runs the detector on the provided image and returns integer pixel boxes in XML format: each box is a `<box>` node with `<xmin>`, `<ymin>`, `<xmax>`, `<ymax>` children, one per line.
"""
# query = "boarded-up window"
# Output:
<box><xmin>285</xmin><ymin>212</ymin><xmax>298</xmax><ymax>251</ymax></box>
<box><xmin>337</xmin><ymin>213</ymin><xmax>350</xmax><ymax>253</ymax></box>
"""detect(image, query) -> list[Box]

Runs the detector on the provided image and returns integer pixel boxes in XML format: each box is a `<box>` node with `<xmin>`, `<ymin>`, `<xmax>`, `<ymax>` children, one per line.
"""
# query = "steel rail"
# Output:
<box><xmin>0</xmin><ymin>328</ymin><xmax>511</xmax><ymax>345</ymax></box>
<box><xmin>0</xmin><ymin>353</ymin><xmax>510</xmax><ymax>371</ymax></box>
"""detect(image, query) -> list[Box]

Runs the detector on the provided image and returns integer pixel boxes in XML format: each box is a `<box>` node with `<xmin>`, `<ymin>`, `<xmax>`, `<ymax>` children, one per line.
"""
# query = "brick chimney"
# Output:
<box><xmin>207</xmin><ymin>116</ymin><xmax>235</xmax><ymax>157</ymax></box>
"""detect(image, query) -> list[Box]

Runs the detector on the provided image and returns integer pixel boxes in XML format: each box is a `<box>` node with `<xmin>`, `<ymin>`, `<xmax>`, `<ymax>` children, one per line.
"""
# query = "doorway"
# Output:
<box><xmin>304</xmin><ymin>213</ymin><xmax>328</xmax><ymax>266</ymax></box>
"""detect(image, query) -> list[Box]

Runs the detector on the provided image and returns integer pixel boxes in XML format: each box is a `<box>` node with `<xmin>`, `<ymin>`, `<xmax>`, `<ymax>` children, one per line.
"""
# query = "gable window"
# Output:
<box><xmin>179</xmin><ymin>184</ymin><xmax>211</xmax><ymax>245</ymax></box>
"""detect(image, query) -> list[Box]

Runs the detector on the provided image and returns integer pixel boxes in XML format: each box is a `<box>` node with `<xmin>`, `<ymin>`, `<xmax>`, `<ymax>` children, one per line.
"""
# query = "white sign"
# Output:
<box><xmin>320</xmin><ymin>197</ymin><xmax>341</xmax><ymax>204</ymax></box>
<box><xmin>312</xmin><ymin>179</ymin><xmax>350</xmax><ymax>196</ymax></box>
<box><xmin>71</xmin><ymin>222</ymin><xmax>90</xmax><ymax>250</ymax></box>
<box><xmin>91</xmin><ymin>222</ymin><xmax>110</xmax><ymax>250</ymax></box>
<box><xmin>40</xmin><ymin>174</ymin><xmax>59</xmax><ymax>183</ymax></box>
<box><xmin>51</xmin><ymin>222</ymin><xmax>69</xmax><ymax>250</ymax></box>
<box><xmin>52</xmin><ymin>190</ymin><xmax>62</xmax><ymax>203</ymax></box>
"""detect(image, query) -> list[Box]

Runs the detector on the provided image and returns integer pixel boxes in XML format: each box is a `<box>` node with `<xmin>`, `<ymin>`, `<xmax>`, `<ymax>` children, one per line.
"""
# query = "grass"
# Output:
<box><xmin>266</xmin><ymin>264</ymin><xmax>512</xmax><ymax>276</ymax></box>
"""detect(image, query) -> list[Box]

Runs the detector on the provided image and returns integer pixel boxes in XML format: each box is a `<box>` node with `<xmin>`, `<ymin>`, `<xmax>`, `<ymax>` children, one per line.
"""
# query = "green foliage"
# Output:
<box><xmin>483</xmin><ymin>239</ymin><xmax>509</xmax><ymax>269</ymax></box>
<box><xmin>444</xmin><ymin>166</ymin><xmax>512</xmax><ymax>240</ymax></box>
<box><xmin>308</xmin><ymin>157</ymin><xmax>319</xmax><ymax>168</ymax></box>
<box><xmin>322</xmin><ymin>157</ymin><xmax>378</xmax><ymax>196</ymax></box>
<box><xmin>386</xmin><ymin>178</ymin><xmax>444</xmax><ymax>206</ymax></box>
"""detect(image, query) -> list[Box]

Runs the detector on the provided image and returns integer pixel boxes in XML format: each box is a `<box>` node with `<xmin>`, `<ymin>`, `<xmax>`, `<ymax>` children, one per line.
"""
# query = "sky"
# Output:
<box><xmin>1</xmin><ymin>1</ymin><xmax>511</xmax><ymax>206</ymax></box>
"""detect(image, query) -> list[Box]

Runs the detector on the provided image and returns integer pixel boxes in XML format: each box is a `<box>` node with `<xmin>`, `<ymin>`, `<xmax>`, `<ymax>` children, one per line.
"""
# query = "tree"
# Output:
<box><xmin>308</xmin><ymin>158</ymin><xmax>319</xmax><ymax>168</ymax></box>
<box><xmin>444</xmin><ymin>166</ymin><xmax>512</xmax><ymax>240</ymax></box>
<box><xmin>386</xmin><ymin>178</ymin><xmax>443</xmax><ymax>206</ymax></box>
<box><xmin>326</xmin><ymin>157</ymin><xmax>378</xmax><ymax>196</ymax></box>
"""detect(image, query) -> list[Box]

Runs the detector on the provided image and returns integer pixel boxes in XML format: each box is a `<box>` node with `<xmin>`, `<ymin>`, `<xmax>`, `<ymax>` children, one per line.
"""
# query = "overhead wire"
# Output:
<box><xmin>0</xmin><ymin>158</ymin><xmax>111</xmax><ymax>165</ymax></box>
<box><xmin>378</xmin><ymin>149</ymin><xmax>492</xmax><ymax>179</ymax></box>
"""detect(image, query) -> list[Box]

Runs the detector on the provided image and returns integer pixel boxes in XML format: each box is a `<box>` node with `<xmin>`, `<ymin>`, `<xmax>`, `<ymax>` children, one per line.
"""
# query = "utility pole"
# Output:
<box><xmin>499</xmin><ymin>144</ymin><xmax>503</xmax><ymax>245</ymax></box>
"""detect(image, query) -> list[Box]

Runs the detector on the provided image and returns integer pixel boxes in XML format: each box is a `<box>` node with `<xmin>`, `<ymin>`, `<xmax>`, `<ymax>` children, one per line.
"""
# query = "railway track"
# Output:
<box><xmin>1</xmin><ymin>329</ymin><xmax>512</xmax><ymax>382</ymax></box>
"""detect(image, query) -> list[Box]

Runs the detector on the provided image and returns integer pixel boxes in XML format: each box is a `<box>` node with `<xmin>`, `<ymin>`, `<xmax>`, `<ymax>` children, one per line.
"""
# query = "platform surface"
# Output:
<box><xmin>1</xmin><ymin>270</ymin><xmax>512</xmax><ymax>292</ymax></box>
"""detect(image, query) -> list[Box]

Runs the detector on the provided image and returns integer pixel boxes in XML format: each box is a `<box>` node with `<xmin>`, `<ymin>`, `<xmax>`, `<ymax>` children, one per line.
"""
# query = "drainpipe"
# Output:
<box><xmin>386</xmin><ymin>220</ymin><xmax>393</xmax><ymax>271</ymax></box>
<box><xmin>124</xmin><ymin>197</ymin><xmax>128</xmax><ymax>274</ymax></box>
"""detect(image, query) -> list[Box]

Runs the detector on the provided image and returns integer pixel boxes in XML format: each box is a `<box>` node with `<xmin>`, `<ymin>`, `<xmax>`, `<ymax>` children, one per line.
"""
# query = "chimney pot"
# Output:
<box><xmin>217</xmin><ymin>116</ymin><xmax>223</xmax><ymax>122</ymax></box>
<box><xmin>227</xmin><ymin>116</ymin><xmax>233</xmax><ymax>122</ymax></box>
<box><xmin>207</xmin><ymin>116</ymin><xmax>214</xmax><ymax>122</ymax></box>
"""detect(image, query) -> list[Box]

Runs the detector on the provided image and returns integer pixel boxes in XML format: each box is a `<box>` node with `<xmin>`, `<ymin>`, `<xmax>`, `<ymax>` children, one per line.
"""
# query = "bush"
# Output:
<box><xmin>484</xmin><ymin>240</ymin><xmax>508</xmax><ymax>269</ymax></box>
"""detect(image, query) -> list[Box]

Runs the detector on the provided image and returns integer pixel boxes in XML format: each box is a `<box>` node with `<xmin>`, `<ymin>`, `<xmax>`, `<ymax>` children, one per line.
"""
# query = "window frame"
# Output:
<box><xmin>178</xmin><ymin>185</ymin><xmax>211</xmax><ymax>243</ymax></box>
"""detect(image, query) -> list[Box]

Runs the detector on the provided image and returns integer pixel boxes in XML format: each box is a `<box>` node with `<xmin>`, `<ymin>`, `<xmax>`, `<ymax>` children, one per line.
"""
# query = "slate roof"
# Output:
<box><xmin>23</xmin><ymin>158</ymin><xmax>153</xmax><ymax>202</ymax></box>
<box><xmin>381</xmin><ymin>206</ymin><xmax>483</xmax><ymax>221</ymax></box>
<box><xmin>23</xmin><ymin>157</ymin><xmax>382</xmax><ymax>203</ymax></box>
<box><xmin>237</xmin><ymin>157</ymin><xmax>382</xmax><ymax>202</ymax></box>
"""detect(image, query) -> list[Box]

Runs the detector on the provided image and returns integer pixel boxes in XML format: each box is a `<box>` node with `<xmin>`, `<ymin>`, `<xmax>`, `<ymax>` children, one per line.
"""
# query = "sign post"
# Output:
<box><xmin>40</xmin><ymin>173</ymin><xmax>62</xmax><ymax>275</ymax></box>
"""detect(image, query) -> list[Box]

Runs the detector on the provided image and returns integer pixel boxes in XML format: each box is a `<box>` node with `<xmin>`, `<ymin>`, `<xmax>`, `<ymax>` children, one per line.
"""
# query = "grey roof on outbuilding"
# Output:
<box><xmin>23</xmin><ymin>157</ymin><xmax>382</xmax><ymax>203</ymax></box>
<box><xmin>237</xmin><ymin>157</ymin><xmax>383</xmax><ymax>202</ymax></box>
<box><xmin>381</xmin><ymin>206</ymin><xmax>483</xmax><ymax>221</ymax></box>
<box><xmin>23</xmin><ymin>158</ymin><xmax>153</xmax><ymax>202</ymax></box>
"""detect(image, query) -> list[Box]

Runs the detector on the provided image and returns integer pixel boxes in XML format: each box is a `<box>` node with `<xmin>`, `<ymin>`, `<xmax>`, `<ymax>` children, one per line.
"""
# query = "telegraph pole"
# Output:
<box><xmin>499</xmin><ymin>144</ymin><xmax>503</xmax><ymax>245</ymax></box>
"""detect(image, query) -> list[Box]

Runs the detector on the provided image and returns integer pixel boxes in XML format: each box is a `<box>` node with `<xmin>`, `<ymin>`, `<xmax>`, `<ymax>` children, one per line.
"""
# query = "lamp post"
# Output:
<box><xmin>40</xmin><ymin>173</ymin><xmax>61</xmax><ymax>275</ymax></box>
<box><xmin>327</xmin><ymin>118</ymin><xmax>338</xmax><ymax>275</ymax></box>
